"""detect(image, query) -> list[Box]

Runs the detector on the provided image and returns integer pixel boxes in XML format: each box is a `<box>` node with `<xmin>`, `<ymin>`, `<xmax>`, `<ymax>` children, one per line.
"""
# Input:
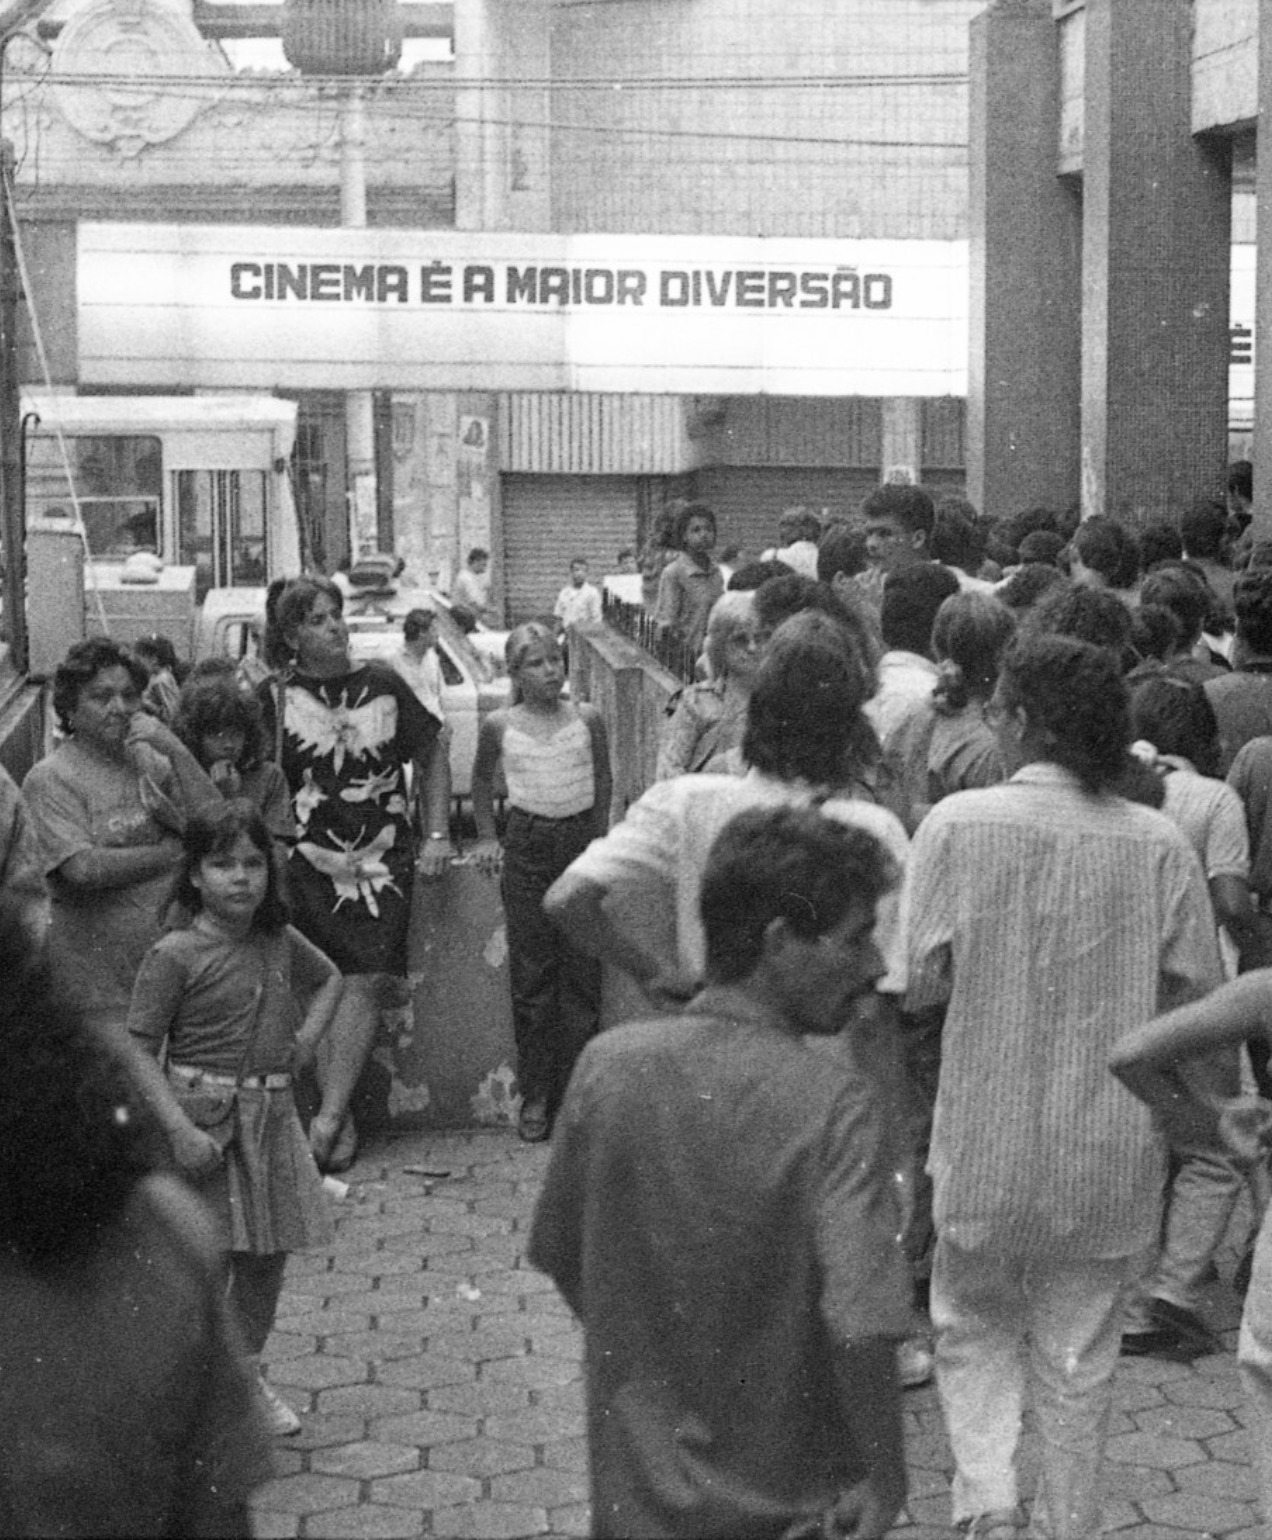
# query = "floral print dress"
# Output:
<box><xmin>261</xmin><ymin>664</ymin><xmax>440</xmax><ymax>976</ymax></box>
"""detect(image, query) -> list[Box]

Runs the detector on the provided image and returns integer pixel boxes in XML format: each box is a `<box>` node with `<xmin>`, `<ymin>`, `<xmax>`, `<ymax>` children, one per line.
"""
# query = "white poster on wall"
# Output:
<box><xmin>77</xmin><ymin>223</ymin><xmax>970</xmax><ymax>397</ymax></box>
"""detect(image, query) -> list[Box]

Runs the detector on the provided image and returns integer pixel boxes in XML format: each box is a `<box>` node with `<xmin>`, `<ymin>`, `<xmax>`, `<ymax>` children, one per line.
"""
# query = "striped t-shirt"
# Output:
<box><xmin>904</xmin><ymin>762</ymin><xmax>1223</xmax><ymax>1258</ymax></box>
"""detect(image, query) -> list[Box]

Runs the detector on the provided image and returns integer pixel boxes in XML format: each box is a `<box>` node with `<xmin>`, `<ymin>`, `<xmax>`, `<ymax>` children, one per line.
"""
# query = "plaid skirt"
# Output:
<box><xmin>192</xmin><ymin>1082</ymin><xmax>334</xmax><ymax>1255</ymax></box>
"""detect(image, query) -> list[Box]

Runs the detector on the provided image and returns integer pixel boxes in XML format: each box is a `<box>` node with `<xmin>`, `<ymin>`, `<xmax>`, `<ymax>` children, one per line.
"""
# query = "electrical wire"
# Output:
<box><xmin>4</xmin><ymin>152</ymin><xmax>111</xmax><ymax>636</ymax></box>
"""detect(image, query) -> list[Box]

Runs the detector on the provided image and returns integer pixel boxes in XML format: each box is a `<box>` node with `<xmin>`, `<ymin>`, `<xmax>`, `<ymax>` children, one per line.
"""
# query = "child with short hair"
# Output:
<box><xmin>653</xmin><ymin>502</ymin><xmax>724</xmax><ymax>658</ymax></box>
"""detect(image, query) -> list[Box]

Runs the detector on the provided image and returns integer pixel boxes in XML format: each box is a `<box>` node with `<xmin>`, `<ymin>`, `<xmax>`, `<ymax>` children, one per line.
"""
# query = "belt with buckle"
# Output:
<box><xmin>168</xmin><ymin>1063</ymin><xmax>291</xmax><ymax>1091</ymax></box>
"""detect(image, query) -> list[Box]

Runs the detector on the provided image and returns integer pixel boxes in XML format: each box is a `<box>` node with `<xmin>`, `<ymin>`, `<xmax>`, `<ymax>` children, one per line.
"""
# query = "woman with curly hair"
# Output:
<box><xmin>174</xmin><ymin>672</ymin><xmax>292</xmax><ymax>840</ymax></box>
<box><xmin>0</xmin><ymin>902</ymin><xmax>270</xmax><ymax>1535</ymax></box>
<box><xmin>22</xmin><ymin>637</ymin><xmax>220</xmax><ymax>1039</ymax></box>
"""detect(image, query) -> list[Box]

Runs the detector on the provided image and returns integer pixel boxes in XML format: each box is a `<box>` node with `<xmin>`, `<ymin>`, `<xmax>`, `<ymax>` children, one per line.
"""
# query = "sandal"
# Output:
<box><xmin>518</xmin><ymin>1098</ymin><xmax>550</xmax><ymax>1143</ymax></box>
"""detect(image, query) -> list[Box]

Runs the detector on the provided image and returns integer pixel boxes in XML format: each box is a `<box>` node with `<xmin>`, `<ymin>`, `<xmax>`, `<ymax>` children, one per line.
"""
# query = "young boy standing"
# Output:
<box><xmin>653</xmin><ymin>501</ymin><xmax>724</xmax><ymax>658</ymax></box>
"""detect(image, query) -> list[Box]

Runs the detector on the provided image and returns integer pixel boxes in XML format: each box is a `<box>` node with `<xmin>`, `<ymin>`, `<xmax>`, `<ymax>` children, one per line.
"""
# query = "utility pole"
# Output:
<box><xmin>0</xmin><ymin>0</ymin><xmax>53</xmax><ymax>673</ymax></box>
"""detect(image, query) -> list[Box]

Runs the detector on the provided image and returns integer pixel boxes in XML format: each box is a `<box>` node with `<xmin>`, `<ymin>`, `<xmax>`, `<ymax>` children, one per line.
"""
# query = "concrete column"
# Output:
<box><xmin>880</xmin><ymin>397</ymin><xmax>921</xmax><ymax>483</ymax></box>
<box><xmin>341</xmin><ymin>84</ymin><xmax>377</xmax><ymax>558</ymax></box>
<box><xmin>967</xmin><ymin>0</ymin><xmax>1080</xmax><ymax>522</ymax></box>
<box><xmin>1080</xmin><ymin>0</ymin><xmax>1231</xmax><ymax>522</ymax></box>
<box><xmin>1252</xmin><ymin>2</ymin><xmax>1272</xmax><ymax>536</ymax></box>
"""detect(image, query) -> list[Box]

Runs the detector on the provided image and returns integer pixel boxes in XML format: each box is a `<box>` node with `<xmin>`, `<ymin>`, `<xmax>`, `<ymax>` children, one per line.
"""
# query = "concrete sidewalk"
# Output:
<box><xmin>250</xmin><ymin>1129</ymin><xmax>1263</xmax><ymax>1540</ymax></box>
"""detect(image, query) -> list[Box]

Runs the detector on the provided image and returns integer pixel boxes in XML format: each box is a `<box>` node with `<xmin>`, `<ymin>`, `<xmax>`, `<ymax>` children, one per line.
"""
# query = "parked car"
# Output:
<box><xmin>195</xmin><ymin>583</ymin><xmax>511</xmax><ymax>799</ymax></box>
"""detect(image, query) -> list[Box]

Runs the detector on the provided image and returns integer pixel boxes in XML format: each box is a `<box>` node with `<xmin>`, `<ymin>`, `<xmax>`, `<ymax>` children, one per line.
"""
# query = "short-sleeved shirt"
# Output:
<box><xmin>1229</xmin><ymin>735</ymin><xmax>1272</xmax><ymax>899</ymax></box>
<box><xmin>554</xmin><ymin>582</ymin><xmax>603</xmax><ymax>631</ymax></box>
<box><xmin>129</xmin><ymin>924</ymin><xmax>336</xmax><ymax>1077</ymax></box>
<box><xmin>1205</xmin><ymin>666</ymin><xmax>1272</xmax><ymax>772</ymax></box>
<box><xmin>1159</xmin><ymin>769</ymin><xmax>1249</xmax><ymax>881</ymax></box>
<box><xmin>653</xmin><ymin>553</ymin><xmax>724</xmax><ymax>656</ymax></box>
<box><xmin>655</xmin><ymin>679</ymin><xmax>747</xmax><ymax>780</ymax></box>
<box><xmin>904</xmin><ymin>763</ymin><xmax>1223</xmax><ymax>1257</ymax></box>
<box><xmin>563</xmin><ymin>768</ymin><xmax>910</xmax><ymax>993</ymax></box>
<box><xmin>23</xmin><ymin>740</ymin><xmax>178</xmax><ymax>1030</ymax></box>
<box><xmin>927</xmin><ymin>703</ymin><xmax>1006</xmax><ymax>804</ymax></box>
<box><xmin>527</xmin><ymin>989</ymin><xmax>912</xmax><ymax>1540</ymax></box>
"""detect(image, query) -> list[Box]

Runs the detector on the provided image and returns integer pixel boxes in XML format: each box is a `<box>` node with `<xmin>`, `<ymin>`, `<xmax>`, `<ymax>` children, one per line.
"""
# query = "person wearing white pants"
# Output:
<box><xmin>906</xmin><ymin>635</ymin><xmax>1221</xmax><ymax>1538</ymax></box>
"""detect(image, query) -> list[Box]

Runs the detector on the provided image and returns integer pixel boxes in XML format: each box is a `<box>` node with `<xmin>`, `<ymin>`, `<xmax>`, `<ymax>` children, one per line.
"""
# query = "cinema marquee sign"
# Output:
<box><xmin>79</xmin><ymin>224</ymin><xmax>970</xmax><ymax>396</ymax></box>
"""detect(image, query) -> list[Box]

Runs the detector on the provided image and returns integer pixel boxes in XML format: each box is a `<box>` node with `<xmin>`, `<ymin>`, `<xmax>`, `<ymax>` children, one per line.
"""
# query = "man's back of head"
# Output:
<box><xmin>879</xmin><ymin>562</ymin><xmax>960</xmax><ymax>657</ymax></box>
<box><xmin>1235</xmin><ymin>569</ymin><xmax>1272</xmax><ymax>658</ymax></box>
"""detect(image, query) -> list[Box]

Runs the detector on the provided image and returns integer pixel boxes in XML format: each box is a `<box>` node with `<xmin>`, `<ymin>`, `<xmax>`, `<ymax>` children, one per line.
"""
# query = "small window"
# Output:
<box><xmin>27</xmin><ymin>434</ymin><xmax>162</xmax><ymax>559</ymax></box>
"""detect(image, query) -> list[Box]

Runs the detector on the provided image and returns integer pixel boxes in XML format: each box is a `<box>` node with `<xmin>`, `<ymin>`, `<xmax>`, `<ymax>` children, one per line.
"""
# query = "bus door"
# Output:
<box><xmin>175</xmin><ymin>468</ymin><xmax>269</xmax><ymax>601</ymax></box>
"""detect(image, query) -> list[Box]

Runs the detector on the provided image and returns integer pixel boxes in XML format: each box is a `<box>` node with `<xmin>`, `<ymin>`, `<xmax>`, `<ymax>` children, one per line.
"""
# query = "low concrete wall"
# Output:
<box><xmin>568</xmin><ymin>621</ymin><xmax>681</xmax><ymax>818</ymax></box>
<box><xmin>367</xmin><ymin>620</ymin><xmax>678</xmax><ymax>1130</ymax></box>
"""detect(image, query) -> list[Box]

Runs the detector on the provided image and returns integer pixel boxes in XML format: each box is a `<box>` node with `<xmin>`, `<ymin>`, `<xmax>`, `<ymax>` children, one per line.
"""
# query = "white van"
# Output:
<box><xmin>23</xmin><ymin>393</ymin><xmax>300</xmax><ymax>602</ymax></box>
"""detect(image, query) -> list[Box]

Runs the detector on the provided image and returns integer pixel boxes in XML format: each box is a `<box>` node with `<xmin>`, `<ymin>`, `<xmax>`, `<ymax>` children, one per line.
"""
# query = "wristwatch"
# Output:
<box><xmin>427</xmin><ymin>832</ymin><xmax>449</xmax><ymax>841</ymax></box>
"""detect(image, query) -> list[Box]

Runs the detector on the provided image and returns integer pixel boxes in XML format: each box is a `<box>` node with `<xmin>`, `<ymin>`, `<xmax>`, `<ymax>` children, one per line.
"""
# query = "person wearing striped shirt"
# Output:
<box><xmin>904</xmin><ymin>633</ymin><xmax>1222</xmax><ymax>1540</ymax></box>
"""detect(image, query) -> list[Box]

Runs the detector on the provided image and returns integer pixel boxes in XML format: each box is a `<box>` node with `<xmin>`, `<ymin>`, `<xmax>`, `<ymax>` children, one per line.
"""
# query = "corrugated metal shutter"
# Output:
<box><xmin>502</xmin><ymin>475</ymin><xmax>641</xmax><ymax>624</ymax></box>
<box><xmin>692</xmin><ymin>467</ymin><xmax>883</xmax><ymax>565</ymax></box>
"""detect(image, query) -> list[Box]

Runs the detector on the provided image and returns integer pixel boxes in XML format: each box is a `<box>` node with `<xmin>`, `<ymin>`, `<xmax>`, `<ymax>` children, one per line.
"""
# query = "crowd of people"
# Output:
<box><xmin>8</xmin><ymin>467</ymin><xmax>1272</xmax><ymax>1534</ymax></box>
<box><xmin>535</xmin><ymin>468</ymin><xmax>1272</xmax><ymax>1538</ymax></box>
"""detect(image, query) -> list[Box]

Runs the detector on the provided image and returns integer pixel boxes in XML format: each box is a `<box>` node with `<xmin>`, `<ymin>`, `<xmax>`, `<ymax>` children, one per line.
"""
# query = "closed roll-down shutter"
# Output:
<box><xmin>692</xmin><ymin>466</ymin><xmax>885</xmax><ymax>562</ymax></box>
<box><xmin>502</xmin><ymin>475</ymin><xmax>640</xmax><ymax>624</ymax></box>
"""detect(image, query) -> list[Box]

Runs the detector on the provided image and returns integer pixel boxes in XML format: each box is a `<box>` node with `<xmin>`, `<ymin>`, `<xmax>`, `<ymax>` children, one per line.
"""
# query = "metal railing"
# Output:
<box><xmin>602</xmin><ymin>590</ymin><xmax>698</xmax><ymax>684</ymax></box>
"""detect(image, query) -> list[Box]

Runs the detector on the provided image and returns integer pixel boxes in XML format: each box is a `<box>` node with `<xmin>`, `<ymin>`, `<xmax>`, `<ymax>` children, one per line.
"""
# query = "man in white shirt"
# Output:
<box><xmin>452</xmin><ymin>547</ymin><xmax>492</xmax><ymax>625</ymax></box>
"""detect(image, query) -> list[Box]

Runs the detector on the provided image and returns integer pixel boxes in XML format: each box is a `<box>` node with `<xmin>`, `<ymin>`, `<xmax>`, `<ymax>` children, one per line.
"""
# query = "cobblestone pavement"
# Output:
<box><xmin>251</xmin><ymin>1128</ymin><xmax>1263</xmax><ymax>1540</ymax></box>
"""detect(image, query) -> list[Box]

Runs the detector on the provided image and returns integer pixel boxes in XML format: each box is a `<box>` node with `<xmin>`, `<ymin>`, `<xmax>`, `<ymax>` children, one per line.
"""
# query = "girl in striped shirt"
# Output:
<box><xmin>471</xmin><ymin>623</ymin><xmax>612</xmax><ymax>1143</ymax></box>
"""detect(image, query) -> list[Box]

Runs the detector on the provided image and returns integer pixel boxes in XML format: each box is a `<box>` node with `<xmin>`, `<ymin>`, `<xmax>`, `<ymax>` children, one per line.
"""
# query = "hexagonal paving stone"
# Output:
<box><xmin>332</xmin><ymin>1248</ymin><xmax>424</xmax><ymax>1277</ymax></box>
<box><xmin>532</xmin><ymin>1383</ymin><xmax>587</xmax><ymax>1415</ymax></box>
<box><xmin>1162</xmin><ymin>1374</ymin><xmax>1248</xmax><ymax>1411</ymax></box>
<box><xmin>427</xmin><ymin>1327</ymin><xmax>531</xmax><ymax>1362</ymax></box>
<box><xmin>1104</xmin><ymin>1431</ymin><xmax>1205</xmax><ymax>1469</ymax></box>
<box><xmin>426</xmin><ymin>1380</ymin><xmax>534</xmax><ymax>1418</ymax></box>
<box><xmin>268</xmin><ymin>1355</ymin><xmax>369</xmax><ymax>1392</ymax></box>
<box><xmin>1132</xmin><ymin>1404</ymin><xmax>1241</xmax><ymax>1441</ymax></box>
<box><xmin>322</xmin><ymin>1330</ymin><xmax>426</xmax><ymax>1363</ymax></box>
<box><xmin>430</xmin><ymin>1436</ymin><xmax>537</xmax><ymax>1478</ymax></box>
<box><xmin>376</xmin><ymin>1355</ymin><xmax>478</xmax><ymax>1391</ymax></box>
<box><xmin>1100</xmin><ymin>1462</ymin><xmax>1176</xmax><ymax>1500</ymax></box>
<box><xmin>316</xmin><ymin>1384</ymin><xmax>421</xmax><ymax>1418</ymax></box>
<box><xmin>1206</xmin><ymin>1428</ymin><xmax>1253</xmax><ymax>1463</ymax></box>
<box><xmin>485</xmin><ymin>1406</ymin><xmax>586</xmax><ymax>1444</ymax></box>
<box><xmin>299</xmin><ymin>1504</ymin><xmax>424</xmax><ymax>1539</ymax></box>
<box><xmin>383</xmin><ymin>1229</ymin><xmax>476</xmax><ymax>1258</ymax></box>
<box><xmin>284</xmin><ymin>1270</ymin><xmax>374</xmax><ymax>1299</ymax></box>
<box><xmin>369</xmin><ymin>1408</ymin><xmax>479</xmax><ymax>1447</ymax></box>
<box><xmin>309</xmin><ymin>1441</ymin><xmax>420</xmax><ymax>1479</ymax></box>
<box><xmin>369</xmin><ymin>1469</ymin><xmax>482</xmax><ymax>1509</ymax></box>
<box><xmin>1175</xmin><ymin>1456</ymin><xmax>1258</xmax><ymax>1501</ymax></box>
<box><xmin>541</xmin><ymin>1435</ymin><xmax>588</xmax><ymax>1475</ymax></box>
<box><xmin>1139</xmin><ymin>1491</ymin><xmax>1259</xmax><ymax>1532</ymax></box>
<box><xmin>481</xmin><ymin>1355</ymin><xmax>581</xmax><ymax>1390</ymax></box>
<box><xmin>429</xmin><ymin>1502</ymin><xmax>550</xmax><ymax>1539</ymax></box>
<box><xmin>249</xmin><ymin>1473</ymin><xmax>359</xmax><ymax>1515</ymax></box>
<box><xmin>426</xmin><ymin>1209</ymin><xmax>516</xmax><ymax>1239</ymax></box>
<box><xmin>275</xmin><ymin>1307</ymin><xmax>377</xmax><ymax>1339</ymax></box>
<box><xmin>280</xmin><ymin>1413</ymin><xmax>370</xmax><ymax>1451</ymax></box>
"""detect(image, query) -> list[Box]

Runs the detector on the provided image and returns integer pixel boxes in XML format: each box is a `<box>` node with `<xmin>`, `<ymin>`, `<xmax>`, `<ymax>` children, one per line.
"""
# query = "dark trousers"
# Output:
<box><xmin>501</xmin><ymin>808</ymin><xmax>602</xmax><ymax>1118</ymax></box>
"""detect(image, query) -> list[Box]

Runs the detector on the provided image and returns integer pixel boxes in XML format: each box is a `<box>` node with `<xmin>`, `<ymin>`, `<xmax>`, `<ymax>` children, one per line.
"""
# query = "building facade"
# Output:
<box><xmin>9</xmin><ymin>0</ymin><xmax>982</xmax><ymax>622</ymax></box>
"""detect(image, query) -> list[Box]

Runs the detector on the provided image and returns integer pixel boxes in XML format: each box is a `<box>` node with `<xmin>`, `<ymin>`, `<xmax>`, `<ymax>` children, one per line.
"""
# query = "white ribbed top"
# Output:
<box><xmin>504</xmin><ymin>715</ymin><xmax>595</xmax><ymax>818</ymax></box>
